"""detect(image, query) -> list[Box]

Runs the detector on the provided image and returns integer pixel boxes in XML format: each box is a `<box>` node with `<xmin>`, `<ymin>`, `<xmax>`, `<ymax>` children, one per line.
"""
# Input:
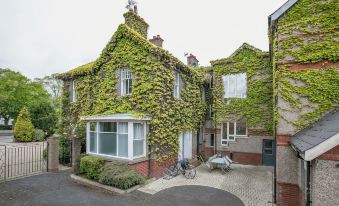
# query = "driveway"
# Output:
<box><xmin>0</xmin><ymin>170</ymin><xmax>244</xmax><ymax>206</ymax></box>
<box><xmin>139</xmin><ymin>164</ymin><xmax>274</xmax><ymax>206</ymax></box>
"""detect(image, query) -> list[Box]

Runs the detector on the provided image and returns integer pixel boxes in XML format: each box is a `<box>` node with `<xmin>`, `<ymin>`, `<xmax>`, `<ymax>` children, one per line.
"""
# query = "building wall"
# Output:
<box><xmin>311</xmin><ymin>159</ymin><xmax>339</xmax><ymax>206</ymax></box>
<box><xmin>271</xmin><ymin>0</ymin><xmax>339</xmax><ymax>205</ymax></box>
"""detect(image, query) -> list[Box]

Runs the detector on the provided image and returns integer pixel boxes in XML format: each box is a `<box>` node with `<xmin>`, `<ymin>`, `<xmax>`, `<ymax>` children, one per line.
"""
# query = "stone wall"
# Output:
<box><xmin>311</xmin><ymin>159</ymin><xmax>339</xmax><ymax>206</ymax></box>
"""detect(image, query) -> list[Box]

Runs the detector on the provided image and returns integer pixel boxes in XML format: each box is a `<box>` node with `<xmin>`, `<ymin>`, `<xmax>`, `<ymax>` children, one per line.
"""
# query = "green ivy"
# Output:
<box><xmin>211</xmin><ymin>44</ymin><xmax>273</xmax><ymax>135</ymax></box>
<box><xmin>58</xmin><ymin>22</ymin><xmax>205</xmax><ymax>162</ymax></box>
<box><xmin>271</xmin><ymin>0</ymin><xmax>339</xmax><ymax>132</ymax></box>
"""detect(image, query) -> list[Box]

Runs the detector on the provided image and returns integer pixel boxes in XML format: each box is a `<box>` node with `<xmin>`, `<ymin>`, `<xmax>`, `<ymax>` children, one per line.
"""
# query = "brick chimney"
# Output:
<box><xmin>187</xmin><ymin>54</ymin><xmax>199</xmax><ymax>67</ymax></box>
<box><xmin>149</xmin><ymin>35</ymin><xmax>164</xmax><ymax>48</ymax></box>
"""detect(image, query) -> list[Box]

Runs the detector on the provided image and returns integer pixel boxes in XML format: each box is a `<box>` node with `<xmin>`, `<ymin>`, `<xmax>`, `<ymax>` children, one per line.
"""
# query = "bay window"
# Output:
<box><xmin>86</xmin><ymin>121</ymin><xmax>146</xmax><ymax>160</ymax></box>
<box><xmin>222</xmin><ymin>73</ymin><xmax>247</xmax><ymax>98</ymax></box>
<box><xmin>221</xmin><ymin>120</ymin><xmax>247</xmax><ymax>145</ymax></box>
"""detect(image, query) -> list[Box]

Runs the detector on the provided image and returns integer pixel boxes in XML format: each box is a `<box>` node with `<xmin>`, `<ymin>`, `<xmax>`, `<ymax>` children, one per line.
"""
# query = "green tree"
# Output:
<box><xmin>14</xmin><ymin>107</ymin><xmax>34</xmax><ymax>142</ymax></box>
<box><xmin>29</xmin><ymin>102</ymin><xmax>57</xmax><ymax>136</ymax></box>
<box><xmin>0</xmin><ymin>68</ymin><xmax>51</xmax><ymax>124</ymax></box>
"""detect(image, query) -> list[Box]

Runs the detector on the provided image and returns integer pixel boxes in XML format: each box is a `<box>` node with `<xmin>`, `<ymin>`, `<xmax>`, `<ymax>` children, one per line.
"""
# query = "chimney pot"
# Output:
<box><xmin>187</xmin><ymin>54</ymin><xmax>199</xmax><ymax>67</ymax></box>
<box><xmin>149</xmin><ymin>35</ymin><xmax>164</xmax><ymax>48</ymax></box>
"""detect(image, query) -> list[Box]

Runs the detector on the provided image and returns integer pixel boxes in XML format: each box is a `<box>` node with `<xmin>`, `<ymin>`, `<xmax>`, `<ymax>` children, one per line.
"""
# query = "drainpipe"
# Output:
<box><xmin>196</xmin><ymin>128</ymin><xmax>200</xmax><ymax>155</ymax></box>
<box><xmin>306</xmin><ymin>161</ymin><xmax>311</xmax><ymax>206</ymax></box>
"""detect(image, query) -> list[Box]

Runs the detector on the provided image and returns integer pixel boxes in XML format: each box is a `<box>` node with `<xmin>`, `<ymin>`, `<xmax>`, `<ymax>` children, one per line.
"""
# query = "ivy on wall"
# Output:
<box><xmin>58</xmin><ymin>20</ymin><xmax>205</xmax><ymax>162</ymax></box>
<box><xmin>274</xmin><ymin>0</ymin><xmax>338</xmax><ymax>63</ymax></box>
<box><xmin>272</xmin><ymin>0</ymin><xmax>339</xmax><ymax>132</ymax></box>
<box><xmin>211</xmin><ymin>44</ymin><xmax>273</xmax><ymax>135</ymax></box>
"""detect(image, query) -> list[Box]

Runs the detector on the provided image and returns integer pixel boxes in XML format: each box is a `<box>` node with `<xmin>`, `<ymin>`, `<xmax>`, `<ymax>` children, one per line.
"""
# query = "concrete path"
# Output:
<box><xmin>139</xmin><ymin>164</ymin><xmax>275</xmax><ymax>206</ymax></box>
<box><xmin>0</xmin><ymin>170</ymin><xmax>245</xmax><ymax>206</ymax></box>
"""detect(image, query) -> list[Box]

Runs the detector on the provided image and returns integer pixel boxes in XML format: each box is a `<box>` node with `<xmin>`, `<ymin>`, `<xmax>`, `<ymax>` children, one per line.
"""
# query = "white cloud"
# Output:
<box><xmin>0</xmin><ymin>0</ymin><xmax>287</xmax><ymax>79</ymax></box>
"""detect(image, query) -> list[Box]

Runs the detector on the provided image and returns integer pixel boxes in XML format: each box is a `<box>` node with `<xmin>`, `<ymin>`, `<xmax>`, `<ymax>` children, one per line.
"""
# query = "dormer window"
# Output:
<box><xmin>173</xmin><ymin>72</ymin><xmax>182</xmax><ymax>99</ymax></box>
<box><xmin>121</xmin><ymin>68</ymin><xmax>133</xmax><ymax>95</ymax></box>
<box><xmin>222</xmin><ymin>73</ymin><xmax>247</xmax><ymax>98</ymax></box>
<box><xmin>70</xmin><ymin>80</ymin><xmax>77</xmax><ymax>102</ymax></box>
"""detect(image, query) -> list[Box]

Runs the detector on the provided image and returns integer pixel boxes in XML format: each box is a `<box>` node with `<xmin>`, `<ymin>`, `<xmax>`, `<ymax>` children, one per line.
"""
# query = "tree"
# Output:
<box><xmin>13</xmin><ymin>107</ymin><xmax>34</xmax><ymax>142</ymax></box>
<box><xmin>34</xmin><ymin>74</ymin><xmax>63</xmax><ymax>99</ymax></box>
<box><xmin>29</xmin><ymin>102</ymin><xmax>57</xmax><ymax>136</ymax></box>
<box><xmin>0</xmin><ymin>68</ymin><xmax>51</xmax><ymax>124</ymax></box>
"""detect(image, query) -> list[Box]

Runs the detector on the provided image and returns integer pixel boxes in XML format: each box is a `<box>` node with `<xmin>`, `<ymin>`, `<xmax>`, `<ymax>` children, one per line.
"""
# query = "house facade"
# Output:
<box><xmin>58</xmin><ymin>0</ymin><xmax>338</xmax><ymax>205</ymax></box>
<box><xmin>269</xmin><ymin>0</ymin><xmax>338</xmax><ymax>205</ymax></box>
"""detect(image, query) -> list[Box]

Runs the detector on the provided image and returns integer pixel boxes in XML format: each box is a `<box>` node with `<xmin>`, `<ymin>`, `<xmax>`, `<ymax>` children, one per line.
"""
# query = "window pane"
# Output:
<box><xmin>229</xmin><ymin>75</ymin><xmax>236</xmax><ymax>97</ymax></box>
<box><xmin>99</xmin><ymin>122</ymin><xmax>117</xmax><ymax>132</ymax></box>
<box><xmin>118</xmin><ymin>134</ymin><xmax>128</xmax><ymax>157</ymax></box>
<box><xmin>90</xmin><ymin>122</ymin><xmax>97</xmax><ymax>132</ymax></box>
<box><xmin>236</xmin><ymin>73</ymin><xmax>247</xmax><ymax>98</ymax></box>
<box><xmin>128</xmin><ymin>79</ymin><xmax>133</xmax><ymax>94</ymax></box>
<box><xmin>236</xmin><ymin>121</ymin><xmax>246</xmax><ymax>135</ymax></box>
<box><xmin>229</xmin><ymin>136</ymin><xmax>235</xmax><ymax>140</ymax></box>
<box><xmin>229</xmin><ymin>122</ymin><xmax>235</xmax><ymax>135</ymax></box>
<box><xmin>99</xmin><ymin>133</ymin><xmax>117</xmax><ymax>156</ymax></box>
<box><xmin>90</xmin><ymin>132</ymin><xmax>97</xmax><ymax>153</ymax></box>
<box><xmin>133</xmin><ymin>140</ymin><xmax>144</xmax><ymax>156</ymax></box>
<box><xmin>222</xmin><ymin>140</ymin><xmax>228</xmax><ymax>145</ymax></box>
<box><xmin>264</xmin><ymin>141</ymin><xmax>273</xmax><ymax>149</ymax></box>
<box><xmin>222</xmin><ymin>123</ymin><xmax>227</xmax><ymax>140</ymax></box>
<box><xmin>133</xmin><ymin>123</ymin><xmax>144</xmax><ymax>139</ymax></box>
<box><xmin>118</xmin><ymin>122</ymin><xmax>128</xmax><ymax>133</ymax></box>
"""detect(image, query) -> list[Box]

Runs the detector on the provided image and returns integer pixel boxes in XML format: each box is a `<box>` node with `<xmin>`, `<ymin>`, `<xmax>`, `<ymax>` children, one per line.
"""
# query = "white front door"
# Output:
<box><xmin>178</xmin><ymin>130</ymin><xmax>192</xmax><ymax>160</ymax></box>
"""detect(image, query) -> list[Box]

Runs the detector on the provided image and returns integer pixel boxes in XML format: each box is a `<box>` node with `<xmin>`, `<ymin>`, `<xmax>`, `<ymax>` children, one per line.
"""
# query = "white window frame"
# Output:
<box><xmin>71</xmin><ymin>80</ymin><xmax>77</xmax><ymax>102</ymax></box>
<box><xmin>133</xmin><ymin>123</ymin><xmax>146</xmax><ymax>158</ymax></box>
<box><xmin>86</xmin><ymin>121</ymin><xmax>146</xmax><ymax>160</ymax></box>
<box><xmin>121</xmin><ymin>68</ymin><xmax>133</xmax><ymax>96</ymax></box>
<box><xmin>222</xmin><ymin>73</ymin><xmax>247</xmax><ymax>99</ymax></box>
<box><xmin>174</xmin><ymin>72</ymin><xmax>181</xmax><ymax>99</ymax></box>
<box><xmin>221</xmin><ymin>121</ymin><xmax>247</xmax><ymax>146</ymax></box>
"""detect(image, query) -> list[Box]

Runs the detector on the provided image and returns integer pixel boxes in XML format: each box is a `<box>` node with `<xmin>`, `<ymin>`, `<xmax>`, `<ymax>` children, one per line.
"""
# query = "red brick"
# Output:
<box><xmin>276</xmin><ymin>181</ymin><xmax>299</xmax><ymax>206</ymax></box>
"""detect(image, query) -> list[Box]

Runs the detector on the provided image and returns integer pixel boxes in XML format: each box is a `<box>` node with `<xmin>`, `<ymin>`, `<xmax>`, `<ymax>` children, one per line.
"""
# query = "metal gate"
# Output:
<box><xmin>0</xmin><ymin>143</ymin><xmax>47</xmax><ymax>182</ymax></box>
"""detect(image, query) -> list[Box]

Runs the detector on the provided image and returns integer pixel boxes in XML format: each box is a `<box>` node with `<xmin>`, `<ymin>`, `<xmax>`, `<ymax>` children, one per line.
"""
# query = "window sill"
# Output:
<box><xmin>87</xmin><ymin>153</ymin><xmax>147</xmax><ymax>163</ymax></box>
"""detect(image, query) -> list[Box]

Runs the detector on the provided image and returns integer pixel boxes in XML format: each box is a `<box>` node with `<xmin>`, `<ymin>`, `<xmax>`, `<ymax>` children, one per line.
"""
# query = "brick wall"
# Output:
<box><xmin>318</xmin><ymin>145</ymin><xmax>339</xmax><ymax>161</ymax></box>
<box><xmin>150</xmin><ymin>157</ymin><xmax>176</xmax><ymax>178</ymax></box>
<box><xmin>202</xmin><ymin>147</ymin><xmax>262</xmax><ymax>165</ymax></box>
<box><xmin>276</xmin><ymin>181</ymin><xmax>300</xmax><ymax>206</ymax></box>
<box><xmin>130</xmin><ymin>160</ymin><xmax>149</xmax><ymax>177</ymax></box>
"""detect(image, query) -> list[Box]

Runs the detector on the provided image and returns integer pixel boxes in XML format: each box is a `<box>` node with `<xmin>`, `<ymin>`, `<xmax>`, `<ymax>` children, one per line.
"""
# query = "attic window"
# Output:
<box><xmin>222</xmin><ymin>73</ymin><xmax>247</xmax><ymax>98</ymax></box>
<box><xmin>121</xmin><ymin>68</ymin><xmax>133</xmax><ymax>95</ymax></box>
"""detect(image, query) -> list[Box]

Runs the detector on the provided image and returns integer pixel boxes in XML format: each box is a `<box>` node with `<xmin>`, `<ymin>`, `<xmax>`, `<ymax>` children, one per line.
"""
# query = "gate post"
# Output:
<box><xmin>72</xmin><ymin>138</ymin><xmax>81</xmax><ymax>173</ymax></box>
<box><xmin>47</xmin><ymin>134</ymin><xmax>59</xmax><ymax>172</ymax></box>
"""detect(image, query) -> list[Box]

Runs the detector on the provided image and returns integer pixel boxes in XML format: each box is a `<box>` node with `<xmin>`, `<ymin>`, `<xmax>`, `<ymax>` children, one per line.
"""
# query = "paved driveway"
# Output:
<box><xmin>139</xmin><ymin>164</ymin><xmax>274</xmax><ymax>206</ymax></box>
<box><xmin>0</xmin><ymin>170</ymin><xmax>244</xmax><ymax>206</ymax></box>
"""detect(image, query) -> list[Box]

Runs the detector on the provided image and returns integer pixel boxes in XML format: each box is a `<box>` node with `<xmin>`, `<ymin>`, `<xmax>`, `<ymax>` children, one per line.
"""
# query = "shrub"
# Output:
<box><xmin>33</xmin><ymin>129</ymin><xmax>46</xmax><ymax>142</ymax></box>
<box><xmin>79</xmin><ymin>156</ymin><xmax>105</xmax><ymax>180</ymax></box>
<box><xmin>98</xmin><ymin>162</ymin><xmax>145</xmax><ymax>190</ymax></box>
<box><xmin>13</xmin><ymin>107</ymin><xmax>34</xmax><ymax>142</ymax></box>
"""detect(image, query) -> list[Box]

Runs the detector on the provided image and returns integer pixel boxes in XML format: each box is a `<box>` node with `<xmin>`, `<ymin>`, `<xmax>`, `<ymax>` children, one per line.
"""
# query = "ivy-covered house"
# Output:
<box><xmin>57</xmin><ymin>9</ymin><xmax>205</xmax><ymax>178</ymax></box>
<box><xmin>269</xmin><ymin>0</ymin><xmax>339</xmax><ymax>205</ymax></box>
<box><xmin>204</xmin><ymin>43</ymin><xmax>274</xmax><ymax>166</ymax></box>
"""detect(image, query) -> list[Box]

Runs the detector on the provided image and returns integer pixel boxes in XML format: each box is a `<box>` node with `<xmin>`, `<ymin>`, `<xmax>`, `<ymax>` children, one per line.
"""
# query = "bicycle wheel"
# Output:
<box><xmin>184</xmin><ymin>165</ymin><xmax>196</xmax><ymax>179</ymax></box>
<box><xmin>163</xmin><ymin>165</ymin><xmax>178</xmax><ymax>179</ymax></box>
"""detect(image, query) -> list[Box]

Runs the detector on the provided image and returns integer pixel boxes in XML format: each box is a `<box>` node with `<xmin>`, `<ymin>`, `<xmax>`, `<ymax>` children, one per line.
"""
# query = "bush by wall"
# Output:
<box><xmin>33</xmin><ymin>129</ymin><xmax>46</xmax><ymax>142</ymax></box>
<box><xmin>13</xmin><ymin>107</ymin><xmax>34</xmax><ymax>142</ymax></box>
<box><xmin>79</xmin><ymin>156</ymin><xmax>105</xmax><ymax>180</ymax></box>
<box><xmin>98</xmin><ymin>162</ymin><xmax>145</xmax><ymax>190</ymax></box>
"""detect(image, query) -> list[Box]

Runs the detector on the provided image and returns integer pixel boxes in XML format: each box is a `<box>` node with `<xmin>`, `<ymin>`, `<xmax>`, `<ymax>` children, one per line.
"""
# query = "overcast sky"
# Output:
<box><xmin>0</xmin><ymin>0</ymin><xmax>287</xmax><ymax>79</ymax></box>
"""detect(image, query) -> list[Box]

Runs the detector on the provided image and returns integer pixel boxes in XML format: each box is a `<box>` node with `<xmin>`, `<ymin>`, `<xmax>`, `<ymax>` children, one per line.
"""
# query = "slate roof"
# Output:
<box><xmin>268</xmin><ymin>0</ymin><xmax>298</xmax><ymax>25</ymax></box>
<box><xmin>290</xmin><ymin>110</ymin><xmax>339</xmax><ymax>153</ymax></box>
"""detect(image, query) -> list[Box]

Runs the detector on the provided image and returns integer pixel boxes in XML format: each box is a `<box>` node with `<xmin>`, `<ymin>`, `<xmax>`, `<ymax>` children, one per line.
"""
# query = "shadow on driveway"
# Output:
<box><xmin>0</xmin><ymin>170</ymin><xmax>244</xmax><ymax>206</ymax></box>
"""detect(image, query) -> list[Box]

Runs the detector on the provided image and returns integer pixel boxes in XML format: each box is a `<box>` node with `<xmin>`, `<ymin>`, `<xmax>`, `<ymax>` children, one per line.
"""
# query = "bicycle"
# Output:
<box><xmin>163</xmin><ymin>159</ymin><xmax>196</xmax><ymax>180</ymax></box>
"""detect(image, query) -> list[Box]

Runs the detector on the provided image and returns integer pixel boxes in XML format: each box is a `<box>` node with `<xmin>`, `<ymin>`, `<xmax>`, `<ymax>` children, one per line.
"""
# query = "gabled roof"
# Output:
<box><xmin>210</xmin><ymin>43</ymin><xmax>268</xmax><ymax>66</ymax></box>
<box><xmin>268</xmin><ymin>0</ymin><xmax>298</xmax><ymax>26</ymax></box>
<box><xmin>57</xmin><ymin>24</ymin><xmax>201</xmax><ymax>80</ymax></box>
<box><xmin>290</xmin><ymin>110</ymin><xmax>339</xmax><ymax>161</ymax></box>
